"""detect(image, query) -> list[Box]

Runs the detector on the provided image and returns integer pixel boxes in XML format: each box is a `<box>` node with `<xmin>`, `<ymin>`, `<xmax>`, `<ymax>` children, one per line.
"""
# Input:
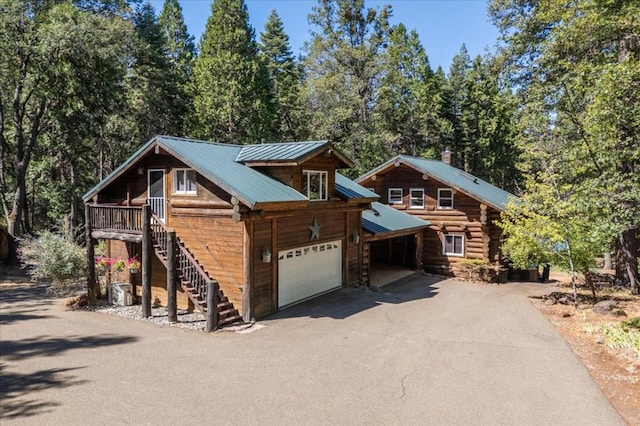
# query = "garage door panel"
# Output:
<box><xmin>278</xmin><ymin>241</ymin><xmax>341</xmax><ymax>308</ymax></box>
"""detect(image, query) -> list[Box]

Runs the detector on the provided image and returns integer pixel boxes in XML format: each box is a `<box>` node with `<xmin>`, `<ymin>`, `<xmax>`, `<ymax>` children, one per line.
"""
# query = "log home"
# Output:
<box><xmin>83</xmin><ymin>135</ymin><xmax>426</xmax><ymax>327</ymax></box>
<box><xmin>357</xmin><ymin>152</ymin><xmax>518</xmax><ymax>278</ymax></box>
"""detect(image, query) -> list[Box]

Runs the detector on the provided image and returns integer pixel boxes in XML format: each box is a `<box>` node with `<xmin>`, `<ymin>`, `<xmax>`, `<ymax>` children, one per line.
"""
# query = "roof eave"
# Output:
<box><xmin>82</xmin><ymin>137</ymin><xmax>160</xmax><ymax>202</ymax></box>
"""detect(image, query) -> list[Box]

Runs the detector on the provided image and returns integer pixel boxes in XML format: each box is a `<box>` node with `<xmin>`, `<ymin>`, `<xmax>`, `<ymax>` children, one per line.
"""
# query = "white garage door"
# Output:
<box><xmin>278</xmin><ymin>240</ymin><xmax>342</xmax><ymax>308</ymax></box>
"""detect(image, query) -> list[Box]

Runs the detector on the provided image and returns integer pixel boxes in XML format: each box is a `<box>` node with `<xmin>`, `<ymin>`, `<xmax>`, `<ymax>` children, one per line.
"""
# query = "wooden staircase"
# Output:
<box><xmin>150</xmin><ymin>217</ymin><xmax>243</xmax><ymax>327</ymax></box>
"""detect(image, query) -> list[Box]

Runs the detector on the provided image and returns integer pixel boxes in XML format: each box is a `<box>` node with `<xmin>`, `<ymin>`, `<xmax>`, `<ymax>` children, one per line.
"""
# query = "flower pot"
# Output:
<box><xmin>129</xmin><ymin>267</ymin><xmax>139</xmax><ymax>274</ymax></box>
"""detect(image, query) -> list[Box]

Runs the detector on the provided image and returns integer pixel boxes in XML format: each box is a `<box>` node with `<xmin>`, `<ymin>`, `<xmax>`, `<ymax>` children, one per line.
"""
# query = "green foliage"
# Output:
<box><xmin>259</xmin><ymin>10</ymin><xmax>308</xmax><ymax>141</ymax></box>
<box><xmin>19</xmin><ymin>230</ymin><xmax>87</xmax><ymax>283</ymax></box>
<box><xmin>304</xmin><ymin>0</ymin><xmax>392</xmax><ymax>175</ymax></box>
<box><xmin>490</xmin><ymin>0</ymin><xmax>640</xmax><ymax>293</ymax></box>
<box><xmin>189</xmin><ymin>0</ymin><xmax>273</xmax><ymax>144</ymax></box>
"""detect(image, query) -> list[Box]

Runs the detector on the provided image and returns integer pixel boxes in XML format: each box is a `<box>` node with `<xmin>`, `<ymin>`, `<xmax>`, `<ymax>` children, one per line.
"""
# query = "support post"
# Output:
<box><xmin>242</xmin><ymin>221</ymin><xmax>253</xmax><ymax>322</ymax></box>
<box><xmin>85</xmin><ymin>204</ymin><xmax>97</xmax><ymax>305</ymax></box>
<box><xmin>167</xmin><ymin>230</ymin><xmax>177</xmax><ymax>323</ymax></box>
<box><xmin>415</xmin><ymin>231</ymin><xmax>423</xmax><ymax>271</ymax></box>
<box><xmin>142</xmin><ymin>204</ymin><xmax>152</xmax><ymax>318</ymax></box>
<box><xmin>206</xmin><ymin>280</ymin><xmax>218</xmax><ymax>332</ymax></box>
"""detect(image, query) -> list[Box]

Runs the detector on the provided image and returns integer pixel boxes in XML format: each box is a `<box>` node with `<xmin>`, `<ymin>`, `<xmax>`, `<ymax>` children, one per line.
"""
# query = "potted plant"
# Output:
<box><xmin>96</xmin><ymin>256</ymin><xmax>111</xmax><ymax>273</ymax></box>
<box><xmin>112</xmin><ymin>258</ymin><xmax>126</xmax><ymax>272</ymax></box>
<box><xmin>127</xmin><ymin>257</ymin><xmax>141</xmax><ymax>274</ymax></box>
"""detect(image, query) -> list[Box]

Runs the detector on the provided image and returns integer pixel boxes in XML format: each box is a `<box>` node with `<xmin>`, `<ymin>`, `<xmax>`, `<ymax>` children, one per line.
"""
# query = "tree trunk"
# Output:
<box><xmin>618</xmin><ymin>229</ymin><xmax>639</xmax><ymax>295</ymax></box>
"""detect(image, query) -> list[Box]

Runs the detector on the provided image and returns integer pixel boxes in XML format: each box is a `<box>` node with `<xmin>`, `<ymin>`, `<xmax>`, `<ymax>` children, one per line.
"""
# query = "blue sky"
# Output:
<box><xmin>148</xmin><ymin>0</ymin><xmax>500</xmax><ymax>72</ymax></box>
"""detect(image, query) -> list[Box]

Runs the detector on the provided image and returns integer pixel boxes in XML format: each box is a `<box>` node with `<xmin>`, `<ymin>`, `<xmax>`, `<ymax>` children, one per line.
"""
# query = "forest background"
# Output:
<box><xmin>0</xmin><ymin>0</ymin><xmax>637</xmax><ymax>291</ymax></box>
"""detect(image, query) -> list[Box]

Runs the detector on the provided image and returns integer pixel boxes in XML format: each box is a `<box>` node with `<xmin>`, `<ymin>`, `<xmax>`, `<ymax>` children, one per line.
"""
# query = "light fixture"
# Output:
<box><xmin>137</xmin><ymin>166</ymin><xmax>145</xmax><ymax>176</ymax></box>
<box><xmin>262</xmin><ymin>248</ymin><xmax>272</xmax><ymax>263</ymax></box>
<box><xmin>351</xmin><ymin>233</ymin><xmax>360</xmax><ymax>243</ymax></box>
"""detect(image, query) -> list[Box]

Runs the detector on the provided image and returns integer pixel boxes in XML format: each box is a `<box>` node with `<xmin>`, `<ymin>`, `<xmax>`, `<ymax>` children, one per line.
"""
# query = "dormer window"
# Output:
<box><xmin>173</xmin><ymin>169</ymin><xmax>196</xmax><ymax>194</ymax></box>
<box><xmin>438</xmin><ymin>188</ymin><xmax>454</xmax><ymax>209</ymax></box>
<box><xmin>303</xmin><ymin>170</ymin><xmax>327</xmax><ymax>201</ymax></box>
<box><xmin>388</xmin><ymin>188</ymin><xmax>403</xmax><ymax>204</ymax></box>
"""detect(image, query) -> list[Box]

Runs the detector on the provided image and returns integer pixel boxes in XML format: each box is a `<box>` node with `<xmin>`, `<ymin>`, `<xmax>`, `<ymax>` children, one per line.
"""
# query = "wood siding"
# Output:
<box><xmin>108</xmin><ymin>240</ymin><xmax>190</xmax><ymax>309</ymax></box>
<box><xmin>250</xmin><ymin>206</ymin><xmax>362</xmax><ymax>319</ymax></box>
<box><xmin>166</xmin><ymin>214</ymin><xmax>245</xmax><ymax>314</ymax></box>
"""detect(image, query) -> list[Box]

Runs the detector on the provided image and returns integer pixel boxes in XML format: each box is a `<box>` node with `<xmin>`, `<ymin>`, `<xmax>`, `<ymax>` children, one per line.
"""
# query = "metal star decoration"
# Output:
<box><xmin>309</xmin><ymin>217</ymin><xmax>321</xmax><ymax>241</ymax></box>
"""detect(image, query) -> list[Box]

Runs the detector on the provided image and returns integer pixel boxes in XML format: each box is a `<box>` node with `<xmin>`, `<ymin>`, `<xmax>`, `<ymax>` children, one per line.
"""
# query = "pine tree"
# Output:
<box><xmin>459</xmin><ymin>55</ymin><xmax>520</xmax><ymax>189</ymax></box>
<box><xmin>129</xmin><ymin>2</ymin><xmax>182</xmax><ymax>142</ymax></box>
<box><xmin>445</xmin><ymin>44</ymin><xmax>471</xmax><ymax>169</ymax></box>
<box><xmin>305</xmin><ymin>0</ymin><xmax>392</xmax><ymax>175</ymax></box>
<box><xmin>158</xmin><ymin>0</ymin><xmax>195</xmax><ymax>134</ymax></box>
<box><xmin>189</xmin><ymin>0</ymin><xmax>273</xmax><ymax>144</ymax></box>
<box><xmin>259</xmin><ymin>10</ymin><xmax>307</xmax><ymax>141</ymax></box>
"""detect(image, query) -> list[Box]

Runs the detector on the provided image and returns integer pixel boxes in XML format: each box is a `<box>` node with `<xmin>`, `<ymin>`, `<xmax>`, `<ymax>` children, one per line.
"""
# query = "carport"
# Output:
<box><xmin>362</xmin><ymin>202</ymin><xmax>430</xmax><ymax>286</ymax></box>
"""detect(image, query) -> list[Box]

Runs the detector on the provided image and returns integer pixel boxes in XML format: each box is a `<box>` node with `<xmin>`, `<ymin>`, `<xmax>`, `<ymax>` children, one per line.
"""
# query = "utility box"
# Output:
<box><xmin>110</xmin><ymin>283</ymin><xmax>133</xmax><ymax>306</ymax></box>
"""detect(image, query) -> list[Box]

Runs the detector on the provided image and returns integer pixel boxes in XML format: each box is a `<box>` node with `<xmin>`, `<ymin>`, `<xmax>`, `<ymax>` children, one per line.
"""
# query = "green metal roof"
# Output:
<box><xmin>83</xmin><ymin>136</ymin><xmax>368</xmax><ymax>209</ymax></box>
<box><xmin>335</xmin><ymin>173</ymin><xmax>378</xmax><ymax>200</ymax></box>
<box><xmin>235</xmin><ymin>141</ymin><xmax>326</xmax><ymax>162</ymax></box>
<box><xmin>363</xmin><ymin>202</ymin><xmax>430</xmax><ymax>235</ymax></box>
<box><xmin>359</xmin><ymin>155</ymin><xmax>516</xmax><ymax>211</ymax></box>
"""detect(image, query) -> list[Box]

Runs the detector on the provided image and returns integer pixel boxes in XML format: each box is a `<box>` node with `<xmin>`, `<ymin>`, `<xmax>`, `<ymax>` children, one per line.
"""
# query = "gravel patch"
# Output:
<box><xmin>93</xmin><ymin>303</ymin><xmax>207</xmax><ymax>331</ymax></box>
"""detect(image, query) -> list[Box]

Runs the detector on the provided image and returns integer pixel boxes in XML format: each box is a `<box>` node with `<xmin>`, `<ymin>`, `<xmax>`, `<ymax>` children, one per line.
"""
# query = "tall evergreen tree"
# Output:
<box><xmin>259</xmin><ymin>10</ymin><xmax>307</xmax><ymax>141</ymax></box>
<box><xmin>158</xmin><ymin>0</ymin><xmax>195</xmax><ymax>134</ymax></box>
<box><xmin>444</xmin><ymin>44</ymin><xmax>471</xmax><ymax>169</ymax></box>
<box><xmin>375</xmin><ymin>24</ymin><xmax>447</xmax><ymax>157</ymax></box>
<box><xmin>459</xmin><ymin>55</ymin><xmax>520</xmax><ymax>189</ymax></box>
<box><xmin>305</xmin><ymin>0</ymin><xmax>392</xmax><ymax>175</ymax></box>
<box><xmin>189</xmin><ymin>0</ymin><xmax>273</xmax><ymax>144</ymax></box>
<box><xmin>129</xmin><ymin>2</ymin><xmax>182</xmax><ymax>142</ymax></box>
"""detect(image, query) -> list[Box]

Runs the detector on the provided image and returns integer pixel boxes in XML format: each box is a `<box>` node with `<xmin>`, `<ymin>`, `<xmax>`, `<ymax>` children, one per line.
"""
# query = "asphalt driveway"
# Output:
<box><xmin>0</xmin><ymin>275</ymin><xmax>623</xmax><ymax>425</ymax></box>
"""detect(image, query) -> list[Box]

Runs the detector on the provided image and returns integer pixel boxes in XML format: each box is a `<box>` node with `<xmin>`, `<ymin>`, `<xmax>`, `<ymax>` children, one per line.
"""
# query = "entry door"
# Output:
<box><xmin>148</xmin><ymin>169</ymin><xmax>165</xmax><ymax>222</ymax></box>
<box><xmin>278</xmin><ymin>240</ymin><xmax>342</xmax><ymax>308</ymax></box>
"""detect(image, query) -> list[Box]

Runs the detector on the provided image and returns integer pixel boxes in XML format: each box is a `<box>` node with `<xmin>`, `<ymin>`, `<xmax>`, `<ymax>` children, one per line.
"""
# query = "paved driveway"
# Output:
<box><xmin>0</xmin><ymin>275</ymin><xmax>623</xmax><ymax>425</ymax></box>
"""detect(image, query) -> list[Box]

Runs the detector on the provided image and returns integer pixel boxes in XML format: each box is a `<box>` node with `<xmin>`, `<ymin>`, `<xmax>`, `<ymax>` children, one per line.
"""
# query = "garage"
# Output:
<box><xmin>278</xmin><ymin>240</ymin><xmax>342</xmax><ymax>308</ymax></box>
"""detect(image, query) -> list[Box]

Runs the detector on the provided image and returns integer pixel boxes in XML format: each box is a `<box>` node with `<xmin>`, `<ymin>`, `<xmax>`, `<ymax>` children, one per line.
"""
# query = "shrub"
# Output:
<box><xmin>19</xmin><ymin>231</ymin><xmax>87</xmax><ymax>284</ymax></box>
<box><xmin>458</xmin><ymin>259</ymin><xmax>498</xmax><ymax>281</ymax></box>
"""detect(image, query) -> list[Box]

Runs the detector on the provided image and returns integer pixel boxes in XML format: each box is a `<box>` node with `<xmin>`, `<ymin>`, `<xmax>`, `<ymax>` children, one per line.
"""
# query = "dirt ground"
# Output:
<box><xmin>530</xmin><ymin>272</ymin><xmax>640</xmax><ymax>426</ymax></box>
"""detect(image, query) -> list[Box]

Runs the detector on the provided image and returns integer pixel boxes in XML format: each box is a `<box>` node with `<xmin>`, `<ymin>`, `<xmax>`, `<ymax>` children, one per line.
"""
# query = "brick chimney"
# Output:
<box><xmin>442</xmin><ymin>147</ymin><xmax>452</xmax><ymax>165</ymax></box>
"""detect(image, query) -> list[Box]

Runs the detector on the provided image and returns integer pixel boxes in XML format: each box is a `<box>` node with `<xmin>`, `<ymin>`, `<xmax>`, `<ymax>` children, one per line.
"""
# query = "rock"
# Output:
<box><xmin>558</xmin><ymin>297</ymin><xmax>570</xmax><ymax>305</ymax></box>
<box><xmin>592</xmin><ymin>300</ymin><xmax>617</xmax><ymax>315</ymax></box>
<box><xmin>595</xmin><ymin>335</ymin><xmax>605</xmax><ymax>344</ymax></box>
<box><xmin>610</xmin><ymin>309</ymin><xmax>627</xmax><ymax>317</ymax></box>
<box><xmin>562</xmin><ymin>312</ymin><xmax>572</xmax><ymax>318</ymax></box>
<box><xmin>544</xmin><ymin>298</ymin><xmax>557</xmax><ymax>305</ymax></box>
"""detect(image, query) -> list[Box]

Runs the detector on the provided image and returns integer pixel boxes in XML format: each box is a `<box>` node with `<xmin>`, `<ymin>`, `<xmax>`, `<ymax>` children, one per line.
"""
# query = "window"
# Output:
<box><xmin>409</xmin><ymin>188</ymin><xmax>424</xmax><ymax>209</ymax></box>
<box><xmin>173</xmin><ymin>169</ymin><xmax>196</xmax><ymax>194</ymax></box>
<box><xmin>303</xmin><ymin>170</ymin><xmax>328</xmax><ymax>200</ymax></box>
<box><xmin>388</xmin><ymin>188</ymin><xmax>403</xmax><ymax>204</ymax></box>
<box><xmin>438</xmin><ymin>188</ymin><xmax>454</xmax><ymax>209</ymax></box>
<box><xmin>443</xmin><ymin>234</ymin><xmax>464</xmax><ymax>256</ymax></box>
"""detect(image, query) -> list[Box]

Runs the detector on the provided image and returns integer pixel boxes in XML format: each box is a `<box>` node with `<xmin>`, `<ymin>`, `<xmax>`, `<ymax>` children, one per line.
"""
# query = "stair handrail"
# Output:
<box><xmin>150</xmin><ymin>213</ymin><xmax>215</xmax><ymax>304</ymax></box>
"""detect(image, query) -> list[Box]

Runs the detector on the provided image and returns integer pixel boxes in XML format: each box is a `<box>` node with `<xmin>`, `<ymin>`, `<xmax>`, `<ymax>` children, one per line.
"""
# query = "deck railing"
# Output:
<box><xmin>89</xmin><ymin>205</ymin><xmax>143</xmax><ymax>233</ymax></box>
<box><xmin>150</xmin><ymin>213</ymin><xmax>214</xmax><ymax>304</ymax></box>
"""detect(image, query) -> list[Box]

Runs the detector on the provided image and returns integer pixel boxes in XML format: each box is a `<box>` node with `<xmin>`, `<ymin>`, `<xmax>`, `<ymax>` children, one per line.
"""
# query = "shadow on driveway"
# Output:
<box><xmin>0</xmin><ymin>364</ymin><xmax>87</xmax><ymax>420</ymax></box>
<box><xmin>265</xmin><ymin>273</ymin><xmax>444</xmax><ymax>321</ymax></box>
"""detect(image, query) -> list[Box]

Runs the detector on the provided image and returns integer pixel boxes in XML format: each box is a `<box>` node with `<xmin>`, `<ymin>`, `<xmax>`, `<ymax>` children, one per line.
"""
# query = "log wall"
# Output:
<box><xmin>359</xmin><ymin>164</ymin><xmax>505</xmax><ymax>275</ymax></box>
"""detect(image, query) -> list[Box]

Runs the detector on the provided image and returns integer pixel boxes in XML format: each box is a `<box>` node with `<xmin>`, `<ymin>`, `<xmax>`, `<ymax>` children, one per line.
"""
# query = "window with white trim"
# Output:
<box><xmin>438</xmin><ymin>188</ymin><xmax>454</xmax><ymax>209</ymax></box>
<box><xmin>409</xmin><ymin>188</ymin><xmax>424</xmax><ymax>209</ymax></box>
<box><xmin>173</xmin><ymin>169</ymin><xmax>196</xmax><ymax>194</ymax></box>
<box><xmin>443</xmin><ymin>234</ymin><xmax>464</xmax><ymax>256</ymax></box>
<box><xmin>388</xmin><ymin>188</ymin><xmax>403</xmax><ymax>204</ymax></box>
<box><xmin>303</xmin><ymin>170</ymin><xmax>328</xmax><ymax>200</ymax></box>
